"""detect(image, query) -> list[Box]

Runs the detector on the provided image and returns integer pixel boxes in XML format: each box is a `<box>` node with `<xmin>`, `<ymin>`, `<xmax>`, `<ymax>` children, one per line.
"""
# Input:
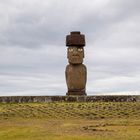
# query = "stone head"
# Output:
<box><xmin>67</xmin><ymin>47</ymin><xmax>84</xmax><ymax>64</ymax></box>
<box><xmin>66</xmin><ymin>31</ymin><xmax>85</xmax><ymax>64</ymax></box>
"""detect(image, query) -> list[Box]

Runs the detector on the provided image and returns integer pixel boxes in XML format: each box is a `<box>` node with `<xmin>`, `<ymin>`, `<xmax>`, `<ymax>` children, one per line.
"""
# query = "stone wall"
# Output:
<box><xmin>0</xmin><ymin>95</ymin><xmax>140</xmax><ymax>103</ymax></box>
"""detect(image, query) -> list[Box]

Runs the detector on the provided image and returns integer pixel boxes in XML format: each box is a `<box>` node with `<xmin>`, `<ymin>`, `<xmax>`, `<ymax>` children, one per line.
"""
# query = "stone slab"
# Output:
<box><xmin>0</xmin><ymin>95</ymin><xmax>140</xmax><ymax>103</ymax></box>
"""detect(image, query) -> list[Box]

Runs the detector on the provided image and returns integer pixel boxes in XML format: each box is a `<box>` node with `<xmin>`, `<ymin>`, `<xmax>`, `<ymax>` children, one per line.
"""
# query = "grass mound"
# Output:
<box><xmin>0</xmin><ymin>102</ymin><xmax>140</xmax><ymax>119</ymax></box>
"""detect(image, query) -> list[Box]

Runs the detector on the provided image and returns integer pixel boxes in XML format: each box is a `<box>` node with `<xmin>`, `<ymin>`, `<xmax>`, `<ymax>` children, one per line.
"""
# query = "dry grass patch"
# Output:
<box><xmin>0</xmin><ymin>102</ymin><xmax>140</xmax><ymax>140</ymax></box>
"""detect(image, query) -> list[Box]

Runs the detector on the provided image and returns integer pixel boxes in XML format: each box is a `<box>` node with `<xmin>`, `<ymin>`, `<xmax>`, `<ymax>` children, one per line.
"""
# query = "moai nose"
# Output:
<box><xmin>73</xmin><ymin>48</ymin><xmax>78</xmax><ymax>55</ymax></box>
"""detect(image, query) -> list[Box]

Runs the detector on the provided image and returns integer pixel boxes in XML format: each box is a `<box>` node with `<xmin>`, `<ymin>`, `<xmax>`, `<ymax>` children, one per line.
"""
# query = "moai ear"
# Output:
<box><xmin>67</xmin><ymin>48</ymin><xmax>68</xmax><ymax>58</ymax></box>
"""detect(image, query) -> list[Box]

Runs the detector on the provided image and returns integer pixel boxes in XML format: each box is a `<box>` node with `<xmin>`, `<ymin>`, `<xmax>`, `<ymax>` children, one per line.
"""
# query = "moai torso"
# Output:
<box><xmin>65</xmin><ymin>31</ymin><xmax>87</xmax><ymax>95</ymax></box>
<box><xmin>66</xmin><ymin>64</ymin><xmax>87</xmax><ymax>95</ymax></box>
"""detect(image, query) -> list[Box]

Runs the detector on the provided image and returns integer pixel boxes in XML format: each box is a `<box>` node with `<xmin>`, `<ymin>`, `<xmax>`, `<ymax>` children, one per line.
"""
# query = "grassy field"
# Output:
<box><xmin>0</xmin><ymin>102</ymin><xmax>140</xmax><ymax>140</ymax></box>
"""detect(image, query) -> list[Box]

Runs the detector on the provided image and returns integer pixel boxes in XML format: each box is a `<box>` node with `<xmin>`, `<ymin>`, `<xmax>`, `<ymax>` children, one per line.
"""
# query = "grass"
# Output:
<box><xmin>0</xmin><ymin>102</ymin><xmax>140</xmax><ymax>140</ymax></box>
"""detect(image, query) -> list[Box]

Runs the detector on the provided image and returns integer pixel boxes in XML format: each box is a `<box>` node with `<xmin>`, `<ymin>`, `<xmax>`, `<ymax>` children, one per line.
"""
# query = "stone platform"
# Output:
<box><xmin>0</xmin><ymin>95</ymin><xmax>140</xmax><ymax>103</ymax></box>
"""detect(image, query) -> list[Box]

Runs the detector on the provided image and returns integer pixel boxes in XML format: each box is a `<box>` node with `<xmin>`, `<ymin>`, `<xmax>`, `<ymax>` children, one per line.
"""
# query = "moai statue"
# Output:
<box><xmin>65</xmin><ymin>31</ymin><xmax>87</xmax><ymax>96</ymax></box>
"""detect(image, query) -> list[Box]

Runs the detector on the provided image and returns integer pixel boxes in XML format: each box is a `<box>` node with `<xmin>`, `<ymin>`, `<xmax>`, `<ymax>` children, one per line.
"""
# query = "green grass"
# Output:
<box><xmin>0</xmin><ymin>102</ymin><xmax>140</xmax><ymax>140</ymax></box>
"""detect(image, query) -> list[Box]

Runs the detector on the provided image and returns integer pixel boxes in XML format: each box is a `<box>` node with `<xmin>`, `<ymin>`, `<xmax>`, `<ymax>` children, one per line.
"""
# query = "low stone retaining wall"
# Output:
<box><xmin>0</xmin><ymin>95</ymin><xmax>140</xmax><ymax>103</ymax></box>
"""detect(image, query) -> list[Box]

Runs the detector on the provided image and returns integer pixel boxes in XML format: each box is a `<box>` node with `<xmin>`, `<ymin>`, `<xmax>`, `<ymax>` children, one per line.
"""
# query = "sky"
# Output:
<box><xmin>0</xmin><ymin>0</ymin><xmax>140</xmax><ymax>96</ymax></box>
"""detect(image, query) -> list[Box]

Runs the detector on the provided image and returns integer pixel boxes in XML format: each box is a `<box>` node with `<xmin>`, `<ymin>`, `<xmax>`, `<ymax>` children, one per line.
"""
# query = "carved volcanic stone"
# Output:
<box><xmin>67</xmin><ymin>47</ymin><xmax>84</xmax><ymax>64</ymax></box>
<box><xmin>66</xmin><ymin>31</ymin><xmax>85</xmax><ymax>47</ymax></box>
<box><xmin>65</xmin><ymin>64</ymin><xmax>87</xmax><ymax>95</ymax></box>
<box><xmin>65</xmin><ymin>31</ymin><xmax>87</xmax><ymax>96</ymax></box>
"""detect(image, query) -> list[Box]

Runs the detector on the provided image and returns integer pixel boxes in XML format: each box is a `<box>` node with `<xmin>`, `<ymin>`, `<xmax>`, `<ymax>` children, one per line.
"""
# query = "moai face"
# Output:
<box><xmin>67</xmin><ymin>47</ymin><xmax>84</xmax><ymax>64</ymax></box>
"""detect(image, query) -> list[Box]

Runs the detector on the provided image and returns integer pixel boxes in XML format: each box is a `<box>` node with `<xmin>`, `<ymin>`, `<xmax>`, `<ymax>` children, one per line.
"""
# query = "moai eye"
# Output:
<box><xmin>78</xmin><ymin>48</ymin><xmax>83</xmax><ymax>52</ymax></box>
<box><xmin>69</xmin><ymin>48</ymin><xmax>73</xmax><ymax>52</ymax></box>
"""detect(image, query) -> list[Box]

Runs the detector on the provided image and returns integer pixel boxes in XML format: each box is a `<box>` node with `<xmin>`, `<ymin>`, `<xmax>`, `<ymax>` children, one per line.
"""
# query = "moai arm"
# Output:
<box><xmin>83</xmin><ymin>64</ymin><xmax>87</xmax><ymax>85</ymax></box>
<box><xmin>65</xmin><ymin>65</ymin><xmax>69</xmax><ymax>88</ymax></box>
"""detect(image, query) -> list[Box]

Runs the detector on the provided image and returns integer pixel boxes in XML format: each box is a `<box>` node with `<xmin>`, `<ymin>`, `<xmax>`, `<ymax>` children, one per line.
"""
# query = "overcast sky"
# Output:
<box><xmin>0</xmin><ymin>0</ymin><xmax>140</xmax><ymax>96</ymax></box>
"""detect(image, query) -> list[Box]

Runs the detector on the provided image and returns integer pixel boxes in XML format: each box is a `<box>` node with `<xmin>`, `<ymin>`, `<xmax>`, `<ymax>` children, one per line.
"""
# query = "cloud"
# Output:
<box><xmin>0</xmin><ymin>45</ymin><xmax>67</xmax><ymax>95</ymax></box>
<box><xmin>0</xmin><ymin>0</ymin><xmax>140</xmax><ymax>95</ymax></box>
<box><xmin>0</xmin><ymin>74</ymin><xmax>66</xmax><ymax>96</ymax></box>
